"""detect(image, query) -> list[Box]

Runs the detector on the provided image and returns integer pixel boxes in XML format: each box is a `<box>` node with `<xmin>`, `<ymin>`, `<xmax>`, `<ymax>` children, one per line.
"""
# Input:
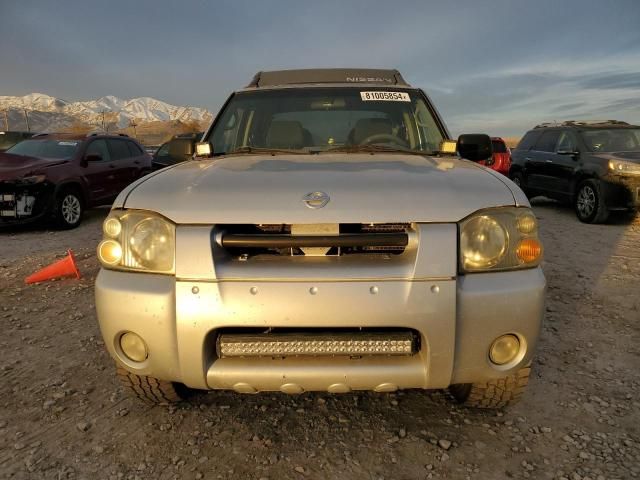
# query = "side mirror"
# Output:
<box><xmin>168</xmin><ymin>139</ymin><xmax>195</xmax><ymax>160</ymax></box>
<box><xmin>84</xmin><ymin>153</ymin><xmax>102</xmax><ymax>162</ymax></box>
<box><xmin>457</xmin><ymin>134</ymin><xmax>492</xmax><ymax>162</ymax></box>
<box><xmin>195</xmin><ymin>142</ymin><xmax>212</xmax><ymax>157</ymax></box>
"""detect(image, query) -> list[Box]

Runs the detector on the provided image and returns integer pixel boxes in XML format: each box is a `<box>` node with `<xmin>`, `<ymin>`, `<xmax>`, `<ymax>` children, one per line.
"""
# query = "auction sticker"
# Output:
<box><xmin>360</xmin><ymin>91</ymin><xmax>411</xmax><ymax>102</ymax></box>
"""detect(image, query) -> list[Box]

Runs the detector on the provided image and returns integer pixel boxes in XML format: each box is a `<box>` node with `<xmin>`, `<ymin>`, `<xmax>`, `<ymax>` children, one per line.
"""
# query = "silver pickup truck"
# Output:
<box><xmin>95</xmin><ymin>69</ymin><xmax>545</xmax><ymax>409</ymax></box>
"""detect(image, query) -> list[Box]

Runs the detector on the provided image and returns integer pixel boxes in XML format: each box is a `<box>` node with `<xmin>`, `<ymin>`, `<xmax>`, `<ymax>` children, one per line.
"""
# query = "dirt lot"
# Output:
<box><xmin>1</xmin><ymin>201</ymin><xmax>639</xmax><ymax>480</ymax></box>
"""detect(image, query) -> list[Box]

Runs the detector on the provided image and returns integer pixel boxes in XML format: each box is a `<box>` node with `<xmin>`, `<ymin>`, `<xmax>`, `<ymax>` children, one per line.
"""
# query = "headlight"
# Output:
<box><xmin>460</xmin><ymin>215</ymin><xmax>507</xmax><ymax>269</ymax></box>
<box><xmin>609</xmin><ymin>159</ymin><xmax>640</xmax><ymax>175</ymax></box>
<box><xmin>16</xmin><ymin>174</ymin><xmax>47</xmax><ymax>185</ymax></box>
<box><xmin>97</xmin><ymin>210</ymin><xmax>175</xmax><ymax>274</ymax></box>
<box><xmin>459</xmin><ymin>207</ymin><xmax>542</xmax><ymax>273</ymax></box>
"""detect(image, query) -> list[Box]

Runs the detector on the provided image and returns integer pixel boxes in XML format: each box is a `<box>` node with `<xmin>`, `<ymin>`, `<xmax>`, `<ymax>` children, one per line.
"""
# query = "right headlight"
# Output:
<box><xmin>97</xmin><ymin>210</ymin><xmax>175</xmax><ymax>274</ymax></box>
<box><xmin>459</xmin><ymin>207</ymin><xmax>542</xmax><ymax>273</ymax></box>
<box><xmin>608</xmin><ymin>159</ymin><xmax>640</xmax><ymax>175</ymax></box>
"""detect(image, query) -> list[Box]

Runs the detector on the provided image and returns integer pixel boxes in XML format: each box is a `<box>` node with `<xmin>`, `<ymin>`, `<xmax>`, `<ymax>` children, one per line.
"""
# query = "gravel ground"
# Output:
<box><xmin>1</xmin><ymin>200</ymin><xmax>639</xmax><ymax>480</ymax></box>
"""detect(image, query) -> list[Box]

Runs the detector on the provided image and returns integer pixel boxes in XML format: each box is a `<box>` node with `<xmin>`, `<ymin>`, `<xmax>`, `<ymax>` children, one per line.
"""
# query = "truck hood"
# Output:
<box><xmin>120</xmin><ymin>153</ymin><xmax>518</xmax><ymax>223</ymax></box>
<box><xmin>0</xmin><ymin>153</ymin><xmax>69</xmax><ymax>181</ymax></box>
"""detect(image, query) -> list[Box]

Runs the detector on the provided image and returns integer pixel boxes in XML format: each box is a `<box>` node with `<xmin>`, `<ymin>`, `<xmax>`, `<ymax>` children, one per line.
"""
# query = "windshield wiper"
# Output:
<box><xmin>218</xmin><ymin>146</ymin><xmax>307</xmax><ymax>156</ymax></box>
<box><xmin>325</xmin><ymin>144</ymin><xmax>427</xmax><ymax>154</ymax></box>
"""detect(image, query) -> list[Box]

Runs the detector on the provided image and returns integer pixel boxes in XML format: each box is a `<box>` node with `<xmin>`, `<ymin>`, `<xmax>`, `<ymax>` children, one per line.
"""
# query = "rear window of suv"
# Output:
<box><xmin>127</xmin><ymin>141</ymin><xmax>144</xmax><ymax>156</ymax></box>
<box><xmin>491</xmin><ymin>140</ymin><xmax>507</xmax><ymax>153</ymax></box>
<box><xmin>108</xmin><ymin>139</ymin><xmax>132</xmax><ymax>160</ymax></box>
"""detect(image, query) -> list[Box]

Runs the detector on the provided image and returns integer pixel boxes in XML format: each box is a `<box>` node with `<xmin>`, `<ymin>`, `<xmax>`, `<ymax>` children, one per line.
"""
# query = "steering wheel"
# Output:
<box><xmin>358</xmin><ymin>133</ymin><xmax>409</xmax><ymax>147</ymax></box>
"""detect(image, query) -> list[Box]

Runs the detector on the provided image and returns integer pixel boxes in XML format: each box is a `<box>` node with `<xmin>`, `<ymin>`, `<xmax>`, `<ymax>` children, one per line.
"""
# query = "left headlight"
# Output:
<box><xmin>609</xmin><ymin>159</ymin><xmax>640</xmax><ymax>175</ymax></box>
<box><xmin>459</xmin><ymin>207</ymin><xmax>542</xmax><ymax>273</ymax></box>
<box><xmin>97</xmin><ymin>210</ymin><xmax>175</xmax><ymax>274</ymax></box>
<box><xmin>16</xmin><ymin>174</ymin><xmax>47</xmax><ymax>185</ymax></box>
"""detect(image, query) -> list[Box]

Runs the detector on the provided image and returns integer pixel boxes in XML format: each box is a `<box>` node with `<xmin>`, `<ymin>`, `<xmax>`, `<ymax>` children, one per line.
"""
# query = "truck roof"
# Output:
<box><xmin>246</xmin><ymin>68</ymin><xmax>410</xmax><ymax>88</ymax></box>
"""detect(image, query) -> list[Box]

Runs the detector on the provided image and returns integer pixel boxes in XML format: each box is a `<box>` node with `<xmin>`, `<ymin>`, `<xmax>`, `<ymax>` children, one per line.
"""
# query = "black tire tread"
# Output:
<box><xmin>116</xmin><ymin>366</ymin><xmax>185</xmax><ymax>404</ymax></box>
<box><xmin>575</xmin><ymin>179</ymin><xmax>609</xmax><ymax>224</ymax></box>
<box><xmin>54</xmin><ymin>186</ymin><xmax>83</xmax><ymax>229</ymax></box>
<box><xmin>449</xmin><ymin>365</ymin><xmax>531</xmax><ymax>409</ymax></box>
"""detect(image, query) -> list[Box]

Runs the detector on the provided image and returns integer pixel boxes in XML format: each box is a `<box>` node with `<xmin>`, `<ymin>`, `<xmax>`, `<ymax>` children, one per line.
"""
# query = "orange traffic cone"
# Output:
<box><xmin>25</xmin><ymin>249</ymin><xmax>81</xmax><ymax>284</ymax></box>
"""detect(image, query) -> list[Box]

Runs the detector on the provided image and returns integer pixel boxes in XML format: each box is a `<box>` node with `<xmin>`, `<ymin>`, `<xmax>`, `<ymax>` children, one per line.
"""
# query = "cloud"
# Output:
<box><xmin>1</xmin><ymin>0</ymin><xmax>639</xmax><ymax>137</ymax></box>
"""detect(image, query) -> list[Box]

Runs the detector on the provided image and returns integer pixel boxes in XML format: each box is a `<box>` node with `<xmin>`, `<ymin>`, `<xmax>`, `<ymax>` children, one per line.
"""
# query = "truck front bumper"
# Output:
<box><xmin>95</xmin><ymin>267</ymin><xmax>545</xmax><ymax>392</ymax></box>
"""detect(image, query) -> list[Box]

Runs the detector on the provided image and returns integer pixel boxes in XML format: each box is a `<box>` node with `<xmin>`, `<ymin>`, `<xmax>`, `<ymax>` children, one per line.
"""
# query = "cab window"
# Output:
<box><xmin>209</xmin><ymin>88</ymin><xmax>445</xmax><ymax>155</ymax></box>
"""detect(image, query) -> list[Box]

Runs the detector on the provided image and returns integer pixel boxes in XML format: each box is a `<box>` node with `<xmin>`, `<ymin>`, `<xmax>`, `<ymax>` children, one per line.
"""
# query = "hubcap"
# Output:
<box><xmin>61</xmin><ymin>194</ymin><xmax>81</xmax><ymax>224</ymax></box>
<box><xmin>577</xmin><ymin>186</ymin><xmax>596</xmax><ymax>217</ymax></box>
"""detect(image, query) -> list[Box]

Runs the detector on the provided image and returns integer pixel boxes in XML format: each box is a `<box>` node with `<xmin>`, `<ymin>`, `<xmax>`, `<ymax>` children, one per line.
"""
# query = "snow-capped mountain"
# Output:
<box><xmin>0</xmin><ymin>93</ymin><xmax>213</xmax><ymax>131</ymax></box>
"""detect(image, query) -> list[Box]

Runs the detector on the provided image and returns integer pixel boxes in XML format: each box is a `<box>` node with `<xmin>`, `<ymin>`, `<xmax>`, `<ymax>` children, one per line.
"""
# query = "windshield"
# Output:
<box><xmin>208</xmin><ymin>88</ymin><xmax>445</xmax><ymax>155</ymax></box>
<box><xmin>581</xmin><ymin>128</ymin><xmax>640</xmax><ymax>152</ymax></box>
<box><xmin>6</xmin><ymin>139</ymin><xmax>80</xmax><ymax>158</ymax></box>
<box><xmin>0</xmin><ymin>133</ymin><xmax>24</xmax><ymax>151</ymax></box>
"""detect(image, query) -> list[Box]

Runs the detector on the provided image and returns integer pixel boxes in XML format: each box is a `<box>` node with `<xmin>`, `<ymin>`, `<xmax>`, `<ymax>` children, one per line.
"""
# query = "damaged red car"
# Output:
<box><xmin>0</xmin><ymin>133</ymin><xmax>152</xmax><ymax>228</ymax></box>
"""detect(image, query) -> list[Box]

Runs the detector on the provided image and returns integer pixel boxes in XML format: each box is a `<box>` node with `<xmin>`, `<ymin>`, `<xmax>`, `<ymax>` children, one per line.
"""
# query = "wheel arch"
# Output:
<box><xmin>54</xmin><ymin>181</ymin><xmax>88</xmax><ymax>206</ymax></box>
<box><xmin>572</xmin><ymin>170</ymin><xmax>599</xmax><ymax>198</ymax></box>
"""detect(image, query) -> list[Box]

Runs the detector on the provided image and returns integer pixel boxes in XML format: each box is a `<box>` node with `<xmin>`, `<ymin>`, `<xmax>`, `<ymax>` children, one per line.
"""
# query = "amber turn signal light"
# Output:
<box><xmin>516</xmin><ymin>238</ymin><xmax>542</xmax><ymax>263</ymax></box>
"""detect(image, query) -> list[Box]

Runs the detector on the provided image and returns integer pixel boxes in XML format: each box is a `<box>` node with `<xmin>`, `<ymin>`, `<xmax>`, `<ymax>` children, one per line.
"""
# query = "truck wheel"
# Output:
<box><xmin>575</xmin><ymin>179</ymin><xmax>609</xmax><ymax>224</ymax></box>
<box><xmin>54</xmin><ymin>187</ymin><xmax>83</xmax><ymax>229</ymax></box>
<box><xmin>448</xmin><ymin>364</ymin><xmax>531</xmax><ymax>408</ymax></box>
<box><xmin>116</xmin><ymin>367</ymin><xmax>191</xmax><ymax>404</ymax></box>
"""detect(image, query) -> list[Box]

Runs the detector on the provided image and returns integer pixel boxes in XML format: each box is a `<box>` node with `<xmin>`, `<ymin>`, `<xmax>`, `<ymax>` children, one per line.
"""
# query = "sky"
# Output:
<box><xmin>1</xmin><ymin>0</ymin><xmax>639</xmax><ymax>137</ymax></box>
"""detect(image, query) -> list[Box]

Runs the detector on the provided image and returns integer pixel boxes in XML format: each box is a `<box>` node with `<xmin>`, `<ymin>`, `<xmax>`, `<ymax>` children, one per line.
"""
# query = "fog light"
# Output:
<box><xmin>120</xmin><ymin>332</ymin><xmax>148</xmax><ymax>362</ymax></box>
<box><xmin>103</xmin><ymin>217</ymin><xmax>122</xmax><ymax>237</ymax></box>
<box><xmin>98</xmin><ymin>240</ymin><xmax>122</xmax><ymax>265</ymax></box>
<box><xmin>489</xmin><ymin>334</ymin><xmax>520</xmax><ymax>365</ymax></box>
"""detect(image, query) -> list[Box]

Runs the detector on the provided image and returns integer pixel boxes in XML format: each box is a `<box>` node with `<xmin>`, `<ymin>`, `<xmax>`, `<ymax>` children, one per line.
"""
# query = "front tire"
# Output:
<box><xmin>54</xmin><ymin>188</ymin><xmax>83</xmax><ymax>229</ymax></box>
<box><xmin>116</xmin><ymin>367</ymin><xmax>192</xmax><ymax>405</ymax></box>
<box><xmin>449</xmin><ymin>364</ymin><xmax>531</xmax><ymax>408</ymax></box>
<box><xmin>575</xmin><ymin>179</ymin><xmax>609</xmax><ymax>224</ymax></box>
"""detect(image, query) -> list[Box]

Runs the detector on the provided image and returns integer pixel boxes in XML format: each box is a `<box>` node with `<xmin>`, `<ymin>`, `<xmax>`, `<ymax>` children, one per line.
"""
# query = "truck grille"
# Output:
<box><xmin>217</xmin><ymin>223</ymin><xmax>411</xmax><ymax>257</ymax></box>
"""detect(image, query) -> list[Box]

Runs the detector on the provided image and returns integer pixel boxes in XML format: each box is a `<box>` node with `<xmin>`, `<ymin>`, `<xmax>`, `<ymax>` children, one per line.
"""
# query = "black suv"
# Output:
<box><xmin>510</xmin><ymin>121</ymin><xmax>640</xmax><ymax>223</ymax></box>
<box><xmin>152</xmin><ymin>132</ymin><xmax>203</xmax><ymax>170</ymax></box>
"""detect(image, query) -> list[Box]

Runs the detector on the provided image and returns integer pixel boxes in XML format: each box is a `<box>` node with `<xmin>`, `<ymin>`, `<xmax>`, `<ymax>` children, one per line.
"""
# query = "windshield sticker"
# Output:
<box><xmin>58</xmin><ymin>141</ymin><xmax>79</xmax><ymax>146</ymax></box>
<box><xmin>360</xmin><ymin>91</ymin><xmax>410</xmax><ymax>102</ymax></box>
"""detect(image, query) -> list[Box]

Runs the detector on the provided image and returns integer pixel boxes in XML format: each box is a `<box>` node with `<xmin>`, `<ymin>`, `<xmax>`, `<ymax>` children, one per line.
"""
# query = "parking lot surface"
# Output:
<box><xmin>1</xmin><ymin>201</ymin><xmax>639</xmax><ymax>480</ymax></box>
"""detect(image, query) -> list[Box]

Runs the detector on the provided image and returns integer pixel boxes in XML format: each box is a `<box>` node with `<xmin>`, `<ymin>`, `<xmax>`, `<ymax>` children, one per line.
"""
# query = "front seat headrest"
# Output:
<box><xmin>266</xmin><ymin>121</ymin><xmax>304</xmax><ymax>149</ymax></box>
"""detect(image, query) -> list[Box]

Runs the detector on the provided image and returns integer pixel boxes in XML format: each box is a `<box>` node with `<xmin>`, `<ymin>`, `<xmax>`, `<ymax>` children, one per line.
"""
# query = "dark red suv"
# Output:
<box><xmin>0</xmin><ymin>133</ymin><xmax>152</xmax><ymax>228</ymax></box>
